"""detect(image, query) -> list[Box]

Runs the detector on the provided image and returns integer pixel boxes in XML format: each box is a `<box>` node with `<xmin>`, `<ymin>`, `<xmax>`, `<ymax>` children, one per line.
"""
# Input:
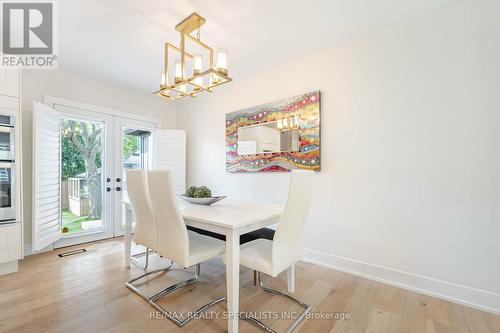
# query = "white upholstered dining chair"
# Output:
<box><xmin>145</xmin><ymin>169</ymin><xmax>226</xmax><ymax>326</ymax></box>
<box><xmin>124</xmin><ymin>169</ymin><xmax>162</xmax><ymax>271</ymax></box>
<box><xmin>125</xmin><ymin>169</ymin><xmax>173</xmax><ymax>299</ymax></box>
<box><xmin>239</xmin><ymin>170</ymin><xmax>314</xmax><ymax>333</ymax></box>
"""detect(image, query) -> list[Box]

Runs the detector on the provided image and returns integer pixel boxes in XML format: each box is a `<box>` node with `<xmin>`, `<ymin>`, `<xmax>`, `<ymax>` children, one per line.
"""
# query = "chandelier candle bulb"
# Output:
<box><xmin>193</xmin><ymin>54</ymin><xmax>203</xmax><ymax>74</ymax></box>
<box><xmin>174</xmin><ymin>60</ymin><xmax>183</xmax><ymax>83</ymax></box>
<box><xmin>179</xmin><ymin>84</ymin><xmax>187</xmax><ymax>94</ymax></box>
<box><xmin>216</xmin><ymin>48</ymin><xmax>228</xmax><ymax>75</ymax></box>
<box><xmin>194</xmin><ymin>76</ymin><xmax>203</xmax><ymax>90</ymax></box>
<box><xmin>212</xmin><ymin>72</ymin><xmax>220</xmax><ymax>84</ymax></box>
<box><xmin>211</xmin><ymin>72</ymin><xmax>221</xmax><ymax>84</ymax></box>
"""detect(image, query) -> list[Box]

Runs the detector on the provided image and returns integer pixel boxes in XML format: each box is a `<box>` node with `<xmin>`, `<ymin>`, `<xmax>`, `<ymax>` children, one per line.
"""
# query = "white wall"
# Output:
<box><xmin>21</xmin><ymin>69</ymin><xmax>176</xmax><ymax>250</ymax></box>
<box><xmin>176</xmin><ymin>0</ymin><xmax>500</xmax><ymax>313</ymax></box>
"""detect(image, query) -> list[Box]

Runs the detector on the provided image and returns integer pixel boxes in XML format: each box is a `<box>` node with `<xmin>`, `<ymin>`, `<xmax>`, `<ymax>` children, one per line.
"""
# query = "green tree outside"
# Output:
<box><xmin>61</xmin><ymin>119</ymin><xmax>103</xmax><ymax>218</ymax></box>
<box><xmin>123</xmin><ymin>135</ymin><xmax>139</xmax><ymax>160</ymax></box>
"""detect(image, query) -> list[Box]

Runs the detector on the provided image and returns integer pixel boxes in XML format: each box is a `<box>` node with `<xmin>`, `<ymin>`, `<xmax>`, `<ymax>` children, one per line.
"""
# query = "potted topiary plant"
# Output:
<box><xmin>179</xmin><ymin>185</ymin><xmax>226</xmax><ymax>205</ymax></box>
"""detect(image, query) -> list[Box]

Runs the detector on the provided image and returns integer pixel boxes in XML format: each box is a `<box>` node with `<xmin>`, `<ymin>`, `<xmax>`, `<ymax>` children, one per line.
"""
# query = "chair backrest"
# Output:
<box><xmin>147</xmin><ymin>169</ymin><xmax>190</xmax><ymax>267</ymax></box>
<box><xmin>272</xmin><ymin>170</ymin><xmax>314</xmax><ymax>273</ymax></box>
<box><xmin>126</xmin><ymin>169</ymin><xmax>157</xmax><ymax>250</ymax></box>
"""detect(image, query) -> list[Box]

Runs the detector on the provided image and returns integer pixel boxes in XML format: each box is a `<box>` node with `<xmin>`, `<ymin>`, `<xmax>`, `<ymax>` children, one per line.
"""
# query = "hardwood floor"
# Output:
<box><xmin>0</xmin><ymin>238</ymin><xmax>498</xmax><ymax>333</ymax></box>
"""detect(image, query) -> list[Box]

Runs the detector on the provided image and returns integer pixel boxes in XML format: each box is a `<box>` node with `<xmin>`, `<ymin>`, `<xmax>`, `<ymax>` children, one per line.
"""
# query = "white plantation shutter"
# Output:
<box><xmin>155</xmin><ymin>130</ymin><xmax>186</xmax><ymax>194</ymax></box>
<box><xmin>33</xmin><ymin>102</ymin><xmax>61</xmax><ymax>251</ymax></box>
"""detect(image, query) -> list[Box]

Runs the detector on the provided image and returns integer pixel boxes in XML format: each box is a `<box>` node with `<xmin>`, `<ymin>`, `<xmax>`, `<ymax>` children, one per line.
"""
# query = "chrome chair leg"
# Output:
<box><xmin>126</xmin><ymin>260</ymin><xmax>174</xmax><ymax>302</ymax></box>
<box><xmin>241</xmin><ymin>272</ymin><xmax>311</xmax><ymax>333</ymax></box>
<box><xmin>128</xmin><ymin>263</ymin><xmax>225</xmax><ymax>327</ymax></box>
<box><xmin>131</xmin><ymin>247</ymin><xmax>154</xmax><ymax>270</ymax></box>
<box><xmin>132</xmin><ymin>247</ymin><xmax>155</xmax><ymax>258</ymax></box>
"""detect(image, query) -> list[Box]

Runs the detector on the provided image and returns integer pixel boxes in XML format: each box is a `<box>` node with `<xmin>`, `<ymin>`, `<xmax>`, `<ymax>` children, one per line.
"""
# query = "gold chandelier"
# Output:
<box><xmin>154</xmin><ymin>12</ymin><xmax>232</xmax><ymax>101</ymax></box>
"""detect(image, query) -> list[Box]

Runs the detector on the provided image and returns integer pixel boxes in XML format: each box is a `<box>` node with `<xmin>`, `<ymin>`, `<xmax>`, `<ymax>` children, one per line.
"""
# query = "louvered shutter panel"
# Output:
<box><xmin>32</xmin><ymin>102</ymin><xmax>61</xmax><ymax>251</ymax></box>
<box><xmin>155</xmin><ymin>130</ymin><xmax>186</xmax><ymax>194</ymax></box>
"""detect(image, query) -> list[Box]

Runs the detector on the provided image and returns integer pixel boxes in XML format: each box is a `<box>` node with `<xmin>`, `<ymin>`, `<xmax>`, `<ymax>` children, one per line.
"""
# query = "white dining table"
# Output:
<box><xmin>122</xmin><ymin>198</ymin><xmax>287</xmax><ymax>333</ymax></box>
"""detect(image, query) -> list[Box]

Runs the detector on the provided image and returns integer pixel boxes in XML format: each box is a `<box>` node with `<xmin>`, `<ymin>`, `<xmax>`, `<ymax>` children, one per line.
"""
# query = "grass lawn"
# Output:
<box><xmin>61</xmin><ymin>209</ymin><xmax>99</xmax><ymax>235</ymax></box>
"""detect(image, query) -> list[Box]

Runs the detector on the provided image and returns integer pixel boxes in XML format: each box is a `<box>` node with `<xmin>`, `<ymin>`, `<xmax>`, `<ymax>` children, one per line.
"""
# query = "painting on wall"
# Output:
<box><xmin>226</xmin><ymin>91</ymin><xmax>321</xmax><ymax>172</ymax></box>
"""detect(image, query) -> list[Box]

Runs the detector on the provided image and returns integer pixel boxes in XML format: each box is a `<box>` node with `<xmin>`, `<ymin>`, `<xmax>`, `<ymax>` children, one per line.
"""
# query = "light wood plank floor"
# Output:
<box><xmin>0</xmin><ymin>238</ymin><xmax>498</xmax><ymax>333</ymax></box>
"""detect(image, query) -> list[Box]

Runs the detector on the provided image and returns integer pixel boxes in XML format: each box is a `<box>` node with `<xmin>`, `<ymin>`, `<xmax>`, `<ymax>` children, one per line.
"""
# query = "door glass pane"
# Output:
<box><xmin>122</xmin><ymin>127</ymin><xmax>152</xmax><ymax>177</ymax></box>
<box><xmin>121</xmin><ymin>126</ymin><xmax>152</xmax><ymax>228</ymax></box>
<box><xmin>61</xmin><ymin>118</ymin><xmax>104</xmax><ymax>236</ymax></box>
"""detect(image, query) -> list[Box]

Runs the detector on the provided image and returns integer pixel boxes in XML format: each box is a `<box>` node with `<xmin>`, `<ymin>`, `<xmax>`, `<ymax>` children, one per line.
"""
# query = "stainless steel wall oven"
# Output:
<box><xmin>0</xmin><ymin>115</ymin><xmax>16</xmax><ymax>223</ymax></box>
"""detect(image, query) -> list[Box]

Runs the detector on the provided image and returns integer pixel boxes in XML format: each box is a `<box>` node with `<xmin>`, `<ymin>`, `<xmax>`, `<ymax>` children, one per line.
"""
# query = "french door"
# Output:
<box><xmin>113</xmin><ymin>117</ymin><xmax>156</xmax><ymax>237</ymax></box>
<box><xmin>54</xmin><ymin>105</ymin><xmax>116</xmax><ymax>247</ymax></box>
<box><xmin>32</xmin><ymin>101</ymin><xmax>159</xmax><ymax>251</ymax></box>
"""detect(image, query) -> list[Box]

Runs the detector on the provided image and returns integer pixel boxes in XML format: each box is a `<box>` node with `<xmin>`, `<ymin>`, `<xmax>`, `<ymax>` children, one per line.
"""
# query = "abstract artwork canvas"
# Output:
<box><xmin>226</xmin><ymin>91</ymin><xmax>321</xmax><ymax>172</ymax></box>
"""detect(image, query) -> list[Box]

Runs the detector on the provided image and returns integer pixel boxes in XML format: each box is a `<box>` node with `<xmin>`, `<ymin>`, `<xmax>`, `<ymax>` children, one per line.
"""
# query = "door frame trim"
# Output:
<box><xmin>43</xmin><ymin>95</ymin><xmax>162</xmax><ymax>125</ymax></box>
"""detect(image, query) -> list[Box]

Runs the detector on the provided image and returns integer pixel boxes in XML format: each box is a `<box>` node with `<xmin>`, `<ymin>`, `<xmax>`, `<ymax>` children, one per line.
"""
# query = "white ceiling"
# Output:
<box><xmin>58</xmin><ymin>0</ymin><xmax>455</xmax><ymax>94</ymax></box>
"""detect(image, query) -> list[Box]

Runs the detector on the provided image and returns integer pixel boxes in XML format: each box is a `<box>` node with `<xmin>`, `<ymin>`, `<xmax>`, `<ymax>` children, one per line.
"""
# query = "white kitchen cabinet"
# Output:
<box><xmin>0</xmin><ymin>223</ymin><xmax>22</xmax><ymax>264</ymax></box>
<box><xmin>0</xmin><ymin>70</ymin><xmax>20</xmax><ymax>98</ymax></box>
<box><xmin>0</xmin><ymin>68</ymin><xmax>22</xmax><ymax>276</ymax></box>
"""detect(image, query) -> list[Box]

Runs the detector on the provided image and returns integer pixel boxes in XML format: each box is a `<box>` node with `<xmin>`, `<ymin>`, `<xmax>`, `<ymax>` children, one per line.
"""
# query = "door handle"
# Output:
<box><xmin>116</xmin><ymin>187</ymin><xmax>121</xmax><ymax>192</ymax></box>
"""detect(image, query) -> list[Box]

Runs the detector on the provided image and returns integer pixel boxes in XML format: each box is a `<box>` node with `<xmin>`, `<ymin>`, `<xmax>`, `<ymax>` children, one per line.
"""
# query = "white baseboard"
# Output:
<box><xmin>0</xmin><ymin>260</ymin><xmax>18</xmax><ymax>276</ymax></box>
<box><xmin>24</xmin><ymin>243</ymin><xmax>32</xmax><ymax>256</ymax></box>
<box><xmin>24</xmin><ymin>243</ymin><xmax>53</xmax><ymax>256</ymax></box>
<box><xmin>303</xmin><ymin>248</ymin><xmax>500</xmax><ymax>315</ymax></box>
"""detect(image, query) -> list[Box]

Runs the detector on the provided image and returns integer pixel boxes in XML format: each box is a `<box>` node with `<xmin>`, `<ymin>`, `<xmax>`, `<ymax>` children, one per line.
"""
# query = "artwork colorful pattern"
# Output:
<box><xmin>226</xmin><ymin>91</ymin><xmax>321</xmax><ymax>172</ymax></box>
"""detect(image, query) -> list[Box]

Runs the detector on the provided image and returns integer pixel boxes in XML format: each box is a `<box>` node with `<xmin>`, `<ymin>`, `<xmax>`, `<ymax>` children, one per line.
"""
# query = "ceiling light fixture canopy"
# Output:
<box><xmin>154</xmin><ymin>12</ymin><xmax>232</xmax><ymax>100</ymax></box>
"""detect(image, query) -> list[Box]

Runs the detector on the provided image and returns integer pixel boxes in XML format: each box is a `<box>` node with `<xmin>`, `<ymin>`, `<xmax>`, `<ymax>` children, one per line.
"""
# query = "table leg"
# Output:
<box><xmin>124</xmin><ymin>204</ymin><xmax>132</xmax><ymax>268</ymax></box>
<box><xmin>287</xmin><ymin>264</ymin><xmax>295</xmax><ymax>293</ymax></box>
<box><xmin>226</xmin><ymin>231</ymin><xmax>240</xmax><ymax>333</ymax></box>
